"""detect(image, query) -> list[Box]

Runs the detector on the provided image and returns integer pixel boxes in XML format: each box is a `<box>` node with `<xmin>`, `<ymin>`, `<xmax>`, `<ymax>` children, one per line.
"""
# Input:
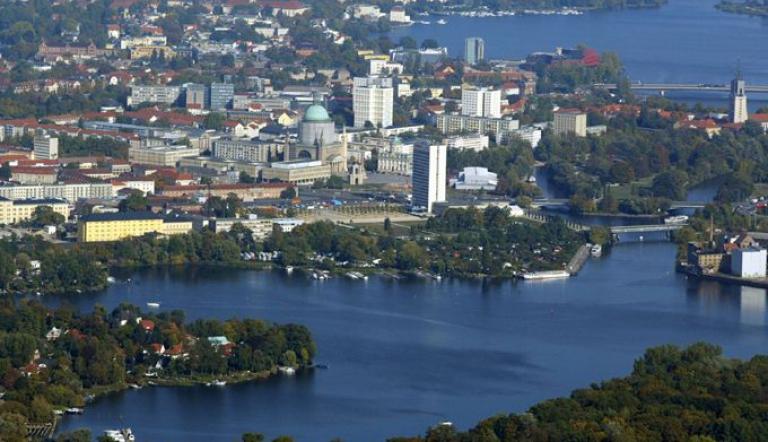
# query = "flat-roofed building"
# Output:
<box><xmin>436</xmin><ymin>114</ymin><xmax>519</xmax><ymax>142</ymax></box>
<box><xmin>212</xmin><ymin>139</ymin><xmax>277</xmax><ymax>163</ymax></box>
<box><xmin>129</xmin><ymin>85</ymin><xmax>182</xmax><ymax>107</ymax></box>
<box><xmin>0</xmin><ymin>197</ymin><xmax>69</xmax><ymax>224</ymax></box>
<box><xmin>210</xmin><ymin>217</ymin><xmax>276</xmax><ymax>240</ymax></box>
<box><xmin>0</xmin><ymin>183</ymin><xmax>113</xmax><ymax>201</ymax></box>
<box><xmin>553</xmin><ymin>109</ymin><xmax>587</xmax><ymax>137</ymax></box>
<box><xmin>10</xmin><ymin>167</ymin><xmax>57</xmax><ymax>185</ymax></box>
<box><xmin>445</xmin><ymin>134</ymin><xmax>489</xmax><ymax>151</ymax></box>
<box><xmin>159</xmin><ymin>183</ymin><xmax>289</xmax><ymax>202</ymax></box>
<box><xmin>128</xmin><ymin>144</ymin><xmax>198</xmax><ymax>167</ymax></box>
<box><xmin>33</xmin><ymin>135</ymin><xmax>59</xmax><ymax>160</ymax></box>
<box><xmin>451</xmin><ymin>167</ymin><xmax>498</xmax><ymax>191</ymax></box>
<box><xmin>261</xmin><ymin>160</ymin><xmax>332</xmax><ymax>186</ymax></box>
<box><xmin>77</xmin><ymin>212</ymin><xmax>192</xmax><ymax>242</ymax></box>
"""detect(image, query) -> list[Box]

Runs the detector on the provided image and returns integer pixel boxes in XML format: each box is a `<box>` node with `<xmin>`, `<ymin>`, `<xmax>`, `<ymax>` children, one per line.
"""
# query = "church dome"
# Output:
<box><xmin>304</xmin><ymin>104</ymin><xmax>331</xmax><ymax>122</ymax></box>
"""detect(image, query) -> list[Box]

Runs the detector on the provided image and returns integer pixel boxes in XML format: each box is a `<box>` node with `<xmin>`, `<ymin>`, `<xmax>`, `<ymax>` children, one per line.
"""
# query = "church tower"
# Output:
<box><xmin>730</xmin><ymin>69</ymin><xmax>748</xmax><ymax>124</ymax></box>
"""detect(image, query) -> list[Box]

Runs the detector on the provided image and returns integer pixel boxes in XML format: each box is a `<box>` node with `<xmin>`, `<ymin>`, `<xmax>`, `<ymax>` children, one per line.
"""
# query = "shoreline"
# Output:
<box><xmin>677</xmin><ymin>264</ymin><xmax>768</xmax><ymax>289</ymax></box>
<box><xmin>56</xmin><ymin>366</ymin><xmax>301</xmax><ymax>435</ymax></box>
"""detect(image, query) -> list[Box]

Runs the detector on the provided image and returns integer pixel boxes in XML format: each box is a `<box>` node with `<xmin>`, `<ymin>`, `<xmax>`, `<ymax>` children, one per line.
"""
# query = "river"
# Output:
<box><xmin>389</xmin><ymin>0</ymin><xmax>768</xmax><ymax>110</ymax></box>
<box><xmin>50</xmin><ymin>243</ymin><xmax>768</xmax><ymax>441</ymax></box>
<box><xmin>390</xmin><ymin>0</ymin><xmax>768</xmax><ymax>84</ymax></box>
<box><xmin>49</xmin><ymin>2</ymin><xmax>768</xmax><ymax>439</ymax></box>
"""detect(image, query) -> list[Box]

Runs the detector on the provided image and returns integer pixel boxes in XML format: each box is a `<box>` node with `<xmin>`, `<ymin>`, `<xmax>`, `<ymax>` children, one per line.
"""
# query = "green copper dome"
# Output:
<box><xmin>304</xmin><ymin>104</ymin><xmax>331</xmax><ymax>122</ymax></box>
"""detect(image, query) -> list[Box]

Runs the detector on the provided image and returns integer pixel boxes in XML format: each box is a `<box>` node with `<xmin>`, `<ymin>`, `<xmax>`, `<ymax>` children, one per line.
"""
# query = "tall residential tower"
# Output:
<box><xmin>353</xmin><ymin>77</ymin><xmax>394</xmax><ymax>128</ymax></box>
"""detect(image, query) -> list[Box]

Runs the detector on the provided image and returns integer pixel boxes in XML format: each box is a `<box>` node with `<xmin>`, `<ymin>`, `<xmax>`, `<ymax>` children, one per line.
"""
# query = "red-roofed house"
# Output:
<box><xmin>675</xmin><ymin>119</ymin><xmax>721</xmax><ymax>138</ymax></box>
<box><xmin>140</xmin><ymin>319</ymin><xmax>156</xmax><ymax>332</ymax></box>
<box><xmin>750</xmin><ymin>113</ymin><xmax>768</xmax><ymax>132</ymax></box>
<box><xmin>263</xmin><ymin>0</ymin><xmax>310</xmax><ymax>16</ymax></box>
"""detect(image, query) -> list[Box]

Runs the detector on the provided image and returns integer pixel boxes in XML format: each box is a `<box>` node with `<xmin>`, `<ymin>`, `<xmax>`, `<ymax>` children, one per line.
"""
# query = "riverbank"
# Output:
<box><xmin>678</xmin><ymin>263</ymin><xmax>768</xmax><ymax>289</ymax></box>
<box><xmin>53</xmin><ymin>241</ymin><xmax>768</xmax><ymax>442</ymax></box>
<box><xmin>716</xmin><ymin>1</ymin><xmax>768</xmax><ymax>16</ymax></box>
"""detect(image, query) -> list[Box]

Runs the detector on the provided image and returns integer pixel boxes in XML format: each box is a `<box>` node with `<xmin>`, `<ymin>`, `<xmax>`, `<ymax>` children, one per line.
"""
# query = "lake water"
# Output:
<box><xmin>49</xmin><ymin>2</ymin><xmax>768</xmax><ymax>439</ymax></box>
<box><xmin>389</xmin><ymin>0</ymin><xmax>768</xmax><ymax>85</ymax></box>
<box><xmin>52</xmin><ymin>243</ymin><xmax>768</xmax><ymax>441</ymax></box>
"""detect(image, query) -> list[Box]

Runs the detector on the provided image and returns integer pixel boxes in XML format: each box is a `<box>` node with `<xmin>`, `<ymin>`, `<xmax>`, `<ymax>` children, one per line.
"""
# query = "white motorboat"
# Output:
<box><xmin>590</xmin><ymin>244</ymin><xmax>602</xmax><ymax>257</ymax></box>
<box><xmin>104</xmin><ymin>429</ymin><xmax>135</xmax><ymax>442</ymax></box>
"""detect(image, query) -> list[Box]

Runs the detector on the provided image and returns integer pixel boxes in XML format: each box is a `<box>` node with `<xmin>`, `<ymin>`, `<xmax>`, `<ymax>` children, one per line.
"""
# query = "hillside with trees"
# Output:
<box><xmin>0</xmin><ymin>299</ymin><xmax>315</xmax><ymax>438</ymax></box>
<box><xmin>390</xmin><ymin>342</ymin><xmax>768</xmax><ymax>442</ymax></box>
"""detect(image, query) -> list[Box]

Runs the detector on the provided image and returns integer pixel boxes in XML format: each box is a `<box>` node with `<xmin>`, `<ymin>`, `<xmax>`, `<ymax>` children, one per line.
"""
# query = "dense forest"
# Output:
<box><xmin>0</xmin><ymin>299</ymin><xmax>315</xmax><ymax>440</ymax></box>
<box><xmin>390</xmin><ymin>342</ymin><xmax>768</xmax><ymax>442</ymax></box>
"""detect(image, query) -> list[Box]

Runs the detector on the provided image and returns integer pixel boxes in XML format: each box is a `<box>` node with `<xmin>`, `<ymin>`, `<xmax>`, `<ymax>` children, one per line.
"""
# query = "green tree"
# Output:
<box><xmin>203</xmin><ymin>113</ymin><xmax>226</xmax><ymax>130</ymax></box>
<box><xmin>28</xmin><ymin>206</ymin><xmax>65</xmax><ymax>227</ymax></box>
<box><xmin>118</xmin><ymin>190</ymin><xmax>150</xmax><ymax>212</ymax></box>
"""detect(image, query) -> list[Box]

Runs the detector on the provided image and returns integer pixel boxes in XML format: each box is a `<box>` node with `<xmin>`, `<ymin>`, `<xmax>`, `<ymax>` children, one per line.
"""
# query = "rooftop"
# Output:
<box><xmin>80</xmin><ymin>211</ymin><xmax>162</xmax><ymax>222</ymax></box>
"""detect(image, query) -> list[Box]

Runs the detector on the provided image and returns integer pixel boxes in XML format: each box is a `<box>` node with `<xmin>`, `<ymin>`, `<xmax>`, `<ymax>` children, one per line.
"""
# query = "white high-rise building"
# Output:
<box><xmin>412</xmin><ymin>141</ymin><xmax>447</xmax><ymax>213</ymax></box>
<box><xmin>461</xmin><ymin>87</ymin><xmax>501</xmax><ymax>119</ymax></box>
<box><xmin>353</xmin><ymin>77</ymin><xmax>394</xmax><ymax>128</ymax></box>
<box><xmin>34</xmin><ymin>135</ymin><xmax>59</xmax><ymax>160</ymax></box>
<box><xmin>730</xmin><ymin>75</ymin><xmax>748</xmax><ymax>124</ymax></box>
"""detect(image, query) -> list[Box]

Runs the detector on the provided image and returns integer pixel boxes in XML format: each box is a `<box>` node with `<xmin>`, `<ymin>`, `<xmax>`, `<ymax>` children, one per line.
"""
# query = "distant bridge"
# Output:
<box><xmin>595</xmin><ymin>83</ymin><xmax>768</xmax><ymax>93</ymax></box>
<box><xmin>609</xmin><ymin>223</ymin><xmax>687</xmax><ymax>234</ymax></box>
<box><xmin>531</xmin><ymin>198</ymin><xmax>707</xmax><ymax>210</ymax></box>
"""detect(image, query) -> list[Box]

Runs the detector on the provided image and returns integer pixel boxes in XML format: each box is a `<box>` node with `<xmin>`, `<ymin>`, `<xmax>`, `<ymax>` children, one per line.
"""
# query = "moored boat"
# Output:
<box><xmin>522</xmin><ymin>270</ymin><xmax>570</xmax><ymax>280</ymax></box>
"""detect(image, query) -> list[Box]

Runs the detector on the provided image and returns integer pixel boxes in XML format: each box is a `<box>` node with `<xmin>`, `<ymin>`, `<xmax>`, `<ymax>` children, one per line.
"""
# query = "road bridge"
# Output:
<box><xmin>609</xmin><ymin>224</ymin><xmax>687</xmax><ymax>234</ymax></box>
<box><xmin>531</xmin><ymin>198</ymin><xmax>707</xmax><ymax>210</ymax></box>
<box><xmin>595</xmin><ymin>83</ymin><xmax>768</xmax><ymax>93</ymax></box>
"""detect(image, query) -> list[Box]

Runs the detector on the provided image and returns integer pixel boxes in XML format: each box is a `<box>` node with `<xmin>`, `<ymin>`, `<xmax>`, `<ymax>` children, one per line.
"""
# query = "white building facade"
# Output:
<box><xmin>353</xmin><ymin>77</ymin><xmax>394</xmax><ymax>129</ymax></box>
<box><xmin>461</xmin><ymin>87</ymin><xmax>501</xmax><ymax>118</ymax></box>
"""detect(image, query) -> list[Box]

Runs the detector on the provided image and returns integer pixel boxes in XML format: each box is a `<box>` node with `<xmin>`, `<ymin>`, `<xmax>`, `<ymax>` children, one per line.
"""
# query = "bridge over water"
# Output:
<box><xmin>609</xmin><ymin>224</ymin><xmax>686</xmax><ymax>234</ymax></box>
<box><xmin>531</xmin><ymin>198</ymin><xmax>707</xmax><ymax>210</ymax></box>
<box><xmin>595</xmin><ymin>83</ymin><xmax>768</xmax><ymax>93</ymax></box>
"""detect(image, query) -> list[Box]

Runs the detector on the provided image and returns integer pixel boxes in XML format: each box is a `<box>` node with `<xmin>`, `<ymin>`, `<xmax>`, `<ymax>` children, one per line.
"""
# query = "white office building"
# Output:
<box><xmin>353</xmin><ymin>77</ymin><xmax>394</xmax><ymax>128</ymax></box>
<box><xmin>452</xmin><ymin>167</ymin><xmax>498</xmax><ymax>191</ymax></box>
<box><xmin>461</xmin><ymin>87</ymin><xmax>501</xmax><ymax>119</ymax></box>
<box><xmin>33</xmin><ymin>135</ymin><xmax>59</xmax><ymax>160</ymax></box>
<box><xmin>129</xmin><ymin>85</ymin><xmax>183</xmax><ymax>107</ymax></box>
<box><xmin>445</xmin><ymin>134</ymin><xmax>489</xmax><ymax>151</ymax></box>
<box><xmin>732</xmin><ymin>247</ymin><xmax>767</xmax><ymax>278</ymax></box>
<box><xmin>412</xmin><ymin>141</ymin><xmax>446</xmax><ymax>213</ymax></box>
<box><xmin>509</xmin><ymin>126</ymin><xmax>543</xmax><ymax>148</ymax></box>
<box><xmin>369</xmin><ymin>59</ymin><xmax>404</xmax><ymax>76</ymax></box>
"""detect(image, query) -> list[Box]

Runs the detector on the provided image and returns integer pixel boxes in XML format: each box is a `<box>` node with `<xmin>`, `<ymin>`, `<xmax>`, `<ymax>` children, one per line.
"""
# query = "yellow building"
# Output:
<box><xmin>0</xmin><ymin>198</ymin><xmax>69</xmax><ymax>225</ymax></box>
<box><xmin>78</xmin><ymin>212</ymin><xmax>192</xmax><ymax>242</ymax></box>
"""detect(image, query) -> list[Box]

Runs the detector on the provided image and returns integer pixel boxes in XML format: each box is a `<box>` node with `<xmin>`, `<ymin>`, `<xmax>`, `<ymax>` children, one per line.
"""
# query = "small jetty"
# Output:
<box><xmin>521</xmin><ymin>270</ymin><xmax>570</xmax><ymax>280</ymax></box>
<box><xmin>346</xmin><ymin>271</ymin><xmax>368</xmax><ymax>280</ymax></box>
